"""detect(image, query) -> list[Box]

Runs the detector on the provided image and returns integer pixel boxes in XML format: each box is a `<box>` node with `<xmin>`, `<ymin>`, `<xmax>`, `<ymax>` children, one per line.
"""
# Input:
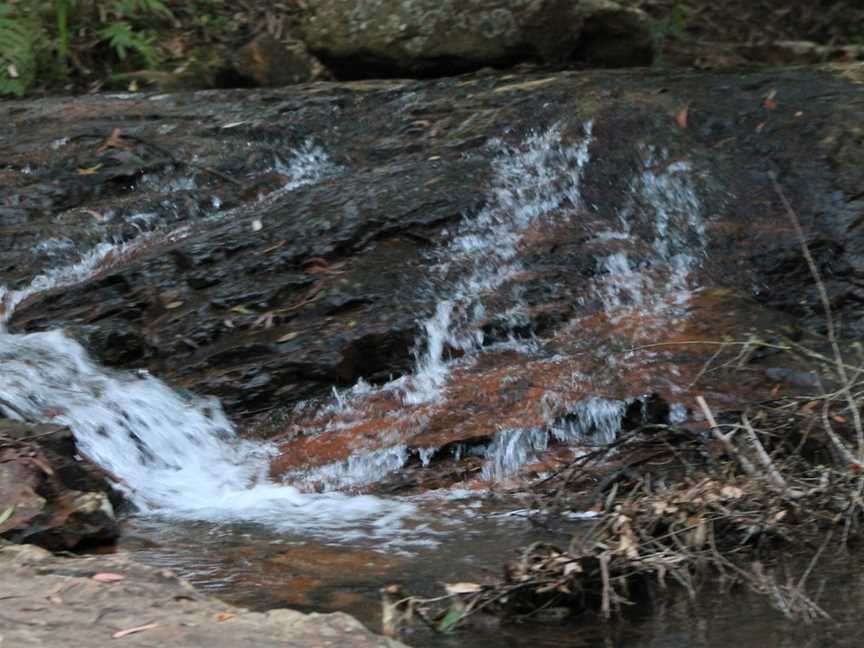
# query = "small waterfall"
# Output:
<box><xmin>0</xmin><ymin>331</ymin><xmax>411</xmax><ymax>536</ymax></box>
<box><xmin>403</xmin><ymin>123</ymin><xmax>594</xmax><ymax>403</ymax></box>
<box><xmin>481</xmin><ymin>397</ymin><xmax>627</xmax><ymax>480</ymax></box>
<box><xmin>0</xmin><ymin>143</ymin><xmax>417</xmax><ymax>542</ymax></box>
<box><xmin>594</xmin><ymin>148</ymin><xmax>706</xmax><ymax>328</ymax></box>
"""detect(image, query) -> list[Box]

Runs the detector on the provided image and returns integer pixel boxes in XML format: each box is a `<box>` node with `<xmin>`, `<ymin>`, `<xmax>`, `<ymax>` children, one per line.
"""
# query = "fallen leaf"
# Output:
<box><xmin>277</xmin><ymin>332</ymin><xmax>298</xmax><ymax>342</ymax></box>
<box><xmin>833</xmin><ymin>415</ymin><xmax>847</xmax><ymax>423</ymax></box>
<box><xmin>762</xmin><ymin>89</ymin><xmax>778</xmax><ymax>110</ymax></box>
<box><xmin>0</xmin><ymin>506</ymin><xmax>15</xmax><ymax>525</ymax></box>
<box><xmin>164</xmin><ymin>301</ymin><xmax>184</xmax><ymax>310</ymax></box>
<box><xmin>443</xmin><ymin>582</ymin><xmax>483</xmax><ymax>595</ymax></box>
<box><xmin>97</xmin><ymin>128</ymin><xmax>133</xmax><ymax>155</ymax></box>
<box><xmin>675</xmin><ymin>105</ymin><xmax>689</xmax><ymax>129</ymax></box>
<box><xmin>229</xmin><ymin>305</ymin><xmax>253</xmax><ymax>315</ymax></box>
<box><xmin>720</xmin><ymin>485</ymin><xmax>744</xmax><ymax>499</ymax></box>
<box><xmin>253</xmin><ymin>312</ymin><xmax>275</xmax><ymax>329</ymax></box>
<box><xmin>78</xmin><ymin>164</ymin><xmax>104</xmax><ymax>175</ymax></box>
<box><xmin>92</xmin><ymin>573</ymin><xmax>125</xmax><ymax>583</ymax></box>
<box><xmin>112</xmin><ymin>623</ymin><xmax>158</xmax><ymax>639</ymax></box>
<box><xmin>437</xmin><ymin>606</ymin><xmax>464</xmax><ymax>633</ymax></box>
<box><xmin>216</xmin><ymin>612</ymin><xmax>235</xmax><ymax>623</ymax></box>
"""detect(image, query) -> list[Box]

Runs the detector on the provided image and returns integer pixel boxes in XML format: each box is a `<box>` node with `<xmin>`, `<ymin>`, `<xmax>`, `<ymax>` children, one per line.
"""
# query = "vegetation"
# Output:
<box><xmin>0</xmin><ymin>0</ymin><xmax>172</xmax><ymax>96</ymax></box>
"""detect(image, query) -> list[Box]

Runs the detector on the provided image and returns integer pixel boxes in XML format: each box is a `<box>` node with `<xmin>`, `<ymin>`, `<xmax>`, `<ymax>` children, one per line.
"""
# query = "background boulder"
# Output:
<box><xmin>298</xmin><ymin>0</ymin><xmax>654</xmax><ymax>78</ymax></box>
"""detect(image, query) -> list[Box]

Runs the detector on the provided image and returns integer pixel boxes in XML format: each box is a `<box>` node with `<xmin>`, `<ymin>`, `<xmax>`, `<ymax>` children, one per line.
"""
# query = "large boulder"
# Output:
<box><xmin>298</xmin><ymin>0</ymin><xmax>654</xmax><ymax>77</ymax></box>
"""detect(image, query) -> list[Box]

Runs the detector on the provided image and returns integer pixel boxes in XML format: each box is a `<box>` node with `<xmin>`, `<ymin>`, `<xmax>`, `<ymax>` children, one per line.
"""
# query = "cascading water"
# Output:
<box><xmin>290</xmin><ymin>125</ymin><xmax>708</xmax><ymax>486</ymax></box>
<box><xmin>1</xmin><ymin>123</ymin><xmax>709</xmax><ymax>533</ymax></box>
<box><xmin>403</xmin><ymin>123</ymin><xmax>594</xmax><ymax>404</ymax></box>
<box><xmin>0</xmin><ymin>143</ymin><xmax>416</xmax><ymax>542</ymax></box>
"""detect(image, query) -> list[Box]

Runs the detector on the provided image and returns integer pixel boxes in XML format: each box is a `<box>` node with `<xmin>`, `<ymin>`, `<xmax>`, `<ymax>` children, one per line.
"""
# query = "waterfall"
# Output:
<box><xmin>0</xmin><ymin>123</ymin><xmax>708</xmax><ymax>524</ymax></box>
<box><xmin>0</xmin><ymin>143</ymin><xmax>416</xmax><ymax>542</ymax></box>
<box><xmin>403</xmin><ymin>123</ymin><xmax>594</xmax><ymax>404</ymax></box>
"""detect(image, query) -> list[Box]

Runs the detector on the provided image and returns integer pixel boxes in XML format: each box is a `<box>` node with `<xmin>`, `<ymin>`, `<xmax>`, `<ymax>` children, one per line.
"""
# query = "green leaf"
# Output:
<box><xmin>437</xmin><ymin>606</ymin><xmax>464</xmax><ymax>633</ymax></box>
<box><xmin>0</xmin><ymin>505</ymin><xmax>15</xmax><ymax>526</ymax></box>
<box><xmin>0</xmin><ymin>5</ymin><xmax>43</xmax><ymax>96</ymax></box>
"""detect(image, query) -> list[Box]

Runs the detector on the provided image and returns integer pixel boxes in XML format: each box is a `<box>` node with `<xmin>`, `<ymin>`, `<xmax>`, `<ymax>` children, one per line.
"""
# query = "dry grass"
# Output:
<box><xmin>384</xmin><ymin>172</ymin><xmax>864</xmax><ymax>636</ymax></box>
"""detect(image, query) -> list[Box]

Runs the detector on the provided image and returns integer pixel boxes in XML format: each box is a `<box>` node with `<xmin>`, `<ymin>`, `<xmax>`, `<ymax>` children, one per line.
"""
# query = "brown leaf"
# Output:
<box><xmin>97</xmin><ymin>128</ymin><xmax>134</xmax><ymax>154</ymax></box>
<box><xmin>216</xmin><ymin>612</ymin><xmax>235</xmax><ymax>622</ymax></box>
<box><xmin>675</xmin><ymin>106</ymin><xmax>689</xmax><ymax>129</ymax></box>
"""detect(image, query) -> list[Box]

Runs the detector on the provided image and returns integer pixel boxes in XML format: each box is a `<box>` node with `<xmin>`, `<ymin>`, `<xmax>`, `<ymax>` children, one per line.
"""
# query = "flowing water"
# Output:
<box><xmin>3</xmin><ymin>126</ymin><xmax>843</xmax><ymax>646</ymax></box>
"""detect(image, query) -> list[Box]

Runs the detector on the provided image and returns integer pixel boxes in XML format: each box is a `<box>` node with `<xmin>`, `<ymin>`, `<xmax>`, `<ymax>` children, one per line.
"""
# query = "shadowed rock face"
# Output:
<box><xmin>2</xmin><ymin>66</ymin><xmax>863</xmax><ymax>482</ymax></box>
<box><xmin>298</xmin><ymin>0</ymin><xmax>654</xmax><ymax>77</ymax></box>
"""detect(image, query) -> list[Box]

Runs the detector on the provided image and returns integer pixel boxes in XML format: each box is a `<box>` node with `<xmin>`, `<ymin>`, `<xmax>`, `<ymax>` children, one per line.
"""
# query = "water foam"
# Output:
<box><xmin>0</xmin><ymin>331</ymin><xmax>412</xmax><ymax>538</ymax></box>
<box><xmin>594</xmin><ymin>148</ymin><xmax>706</xmax><ymax>328</ymax></box>
<box><xmin>403</xmin><ymin>123</ymin><xmax>594</xmax><ymax>404</ymax></box>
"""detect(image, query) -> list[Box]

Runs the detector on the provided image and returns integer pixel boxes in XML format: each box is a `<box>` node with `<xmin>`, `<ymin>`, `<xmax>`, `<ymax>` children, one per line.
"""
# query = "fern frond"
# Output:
<box><xmin>99</xmin><ymin>20</ymin><xmax>160</xmax><ymax>67</ymax></box>
<box><xmin>0</xmin><ymin>6</ymin><xmax>43</xmax><ymax>96</ymax></box>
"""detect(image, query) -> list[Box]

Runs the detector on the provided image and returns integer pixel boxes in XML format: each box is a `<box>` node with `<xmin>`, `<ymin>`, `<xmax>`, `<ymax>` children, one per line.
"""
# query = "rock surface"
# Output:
<box><xmin>0</xmin><ymin>543</ymin><xmax>407</xmax><ymax>648</ymax></box>
<box><xmin>2</xmin><ymin>65</ymin><xmax>863</xmax><ymax>482</ymax></box>
<box><xmin>0</xmin><ymin>420</ymin><xmax>122</xmax><ymax>550</ymax></box>
<box><xmin>298</xmin><ymin>0</ymin><xmax>654</xmax><ymax>77</ymax></box>
<box><xmin>234</xmin><ymin>33</ymin><xmax>329</xmax><ymax>87</ymax></box>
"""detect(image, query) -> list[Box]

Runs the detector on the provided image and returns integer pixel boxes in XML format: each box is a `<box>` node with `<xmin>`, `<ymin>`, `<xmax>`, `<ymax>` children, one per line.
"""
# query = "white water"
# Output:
<box><xmin>0</xmin><ymin>126</ymin><xmax>709</xmax><ymax>532</ymax></box>
<box><xmin>0</xmin><ymin>331</ymin><xmax>411</xmax><ymax>537</ymax></box>
<box><xmin>0</xmin><ymin>143</ymin><xmax>416</xmax><ymax>542</ymax></box>
<box><xmin>288</xmin><ymin>126</ymin><xmax>708</xmax><ymax>488</ymax></box>
<box><xmin>594</xmin><ymin>148</ymin><xmax>706</xmax><ymax>328</ymax></box>
<box><xmin>403</xmin><ymin>123</ymin><xmax>594</xmax><ymax>404</ymax></box>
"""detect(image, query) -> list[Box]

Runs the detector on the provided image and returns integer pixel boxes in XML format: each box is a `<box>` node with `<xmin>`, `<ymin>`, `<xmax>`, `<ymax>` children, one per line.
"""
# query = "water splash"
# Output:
<box><xmin>0</xmin><ymin>330</ymin><xmax>413</xmax><ymax>539</ymax></box>
<box><xmin>481</xmin><ymin>397</ymin><xmax>626</xmax><ymax>480</ymax></box>
<box><xmin>595</xmin><ymin>148</ymin><xmax>706</xmax><ymax>328</ymax></box>
<box><xmin>0</xmin><ymin>142</ymin><xmax>416</xmax><ymax>542</ymax></box>
<box><xmin>403</xmin><ymin>123</ymin><xmax>594</xmax><ymax>403</ymax></box>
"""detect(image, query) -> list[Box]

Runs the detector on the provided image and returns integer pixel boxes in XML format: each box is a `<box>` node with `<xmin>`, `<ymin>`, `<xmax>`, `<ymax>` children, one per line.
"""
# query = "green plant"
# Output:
<box><xmin>0</xmin><ymin>0</ymin><xmax>172</xmax><ymax>96</ymax></box>
<box><xmin>0</xmin><ymin>4</ymin><xmax>43</xmax><ymax>96</ymax></box>
<box><xmin>648</xmin><ymin>4</ymin><xmax>690</xmax><ymax>66</ymax></box>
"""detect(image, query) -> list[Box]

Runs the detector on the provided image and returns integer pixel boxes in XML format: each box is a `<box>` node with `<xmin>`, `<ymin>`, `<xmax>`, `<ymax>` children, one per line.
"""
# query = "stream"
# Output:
<box><xmin>1</xmin><ymin>88</ymin><xmax>862</xmax><ymax>646</ymax></box>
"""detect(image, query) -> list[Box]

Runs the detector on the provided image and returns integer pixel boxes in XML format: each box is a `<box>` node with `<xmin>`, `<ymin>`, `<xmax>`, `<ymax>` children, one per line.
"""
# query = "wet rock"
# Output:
<box><xmin>298</xmin><ymin>0</ymin><xmax>653</xmax><ymax>78</ymax></box>
<box><xmin>0</xmin><ymin>544</ymin><xmax>408</xmax><ymax>648</ymax></box>
<box><xmin>234</xmin><ymin>33</ymin><xmax>329</xmax><ymax>87</ymax></box>
<box><xmin>0</xmin><ymin>420</ymin><xmax>122</xmax><ymax>550</ymax></box>
<box><xmin>2</xmin><ymin>64</ymin><xmax>864</xmax><ymax>449</ymax></box>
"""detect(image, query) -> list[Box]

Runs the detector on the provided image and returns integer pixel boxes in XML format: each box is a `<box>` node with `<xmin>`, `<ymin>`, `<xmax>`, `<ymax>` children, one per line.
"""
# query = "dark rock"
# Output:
<box><xmin>2</xmin><ymin>66</ymin><xmax>864</xmax><ymax>437</ymax></box>
<box><xmin>234</xmin><ymin>33</ymin><xmax>329</xmax><ymax>87</ymax></box>
<box><xmin>0</xmin><ymin>420</ymin><xmax>122</xmax><ymax>550</ymax></box>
